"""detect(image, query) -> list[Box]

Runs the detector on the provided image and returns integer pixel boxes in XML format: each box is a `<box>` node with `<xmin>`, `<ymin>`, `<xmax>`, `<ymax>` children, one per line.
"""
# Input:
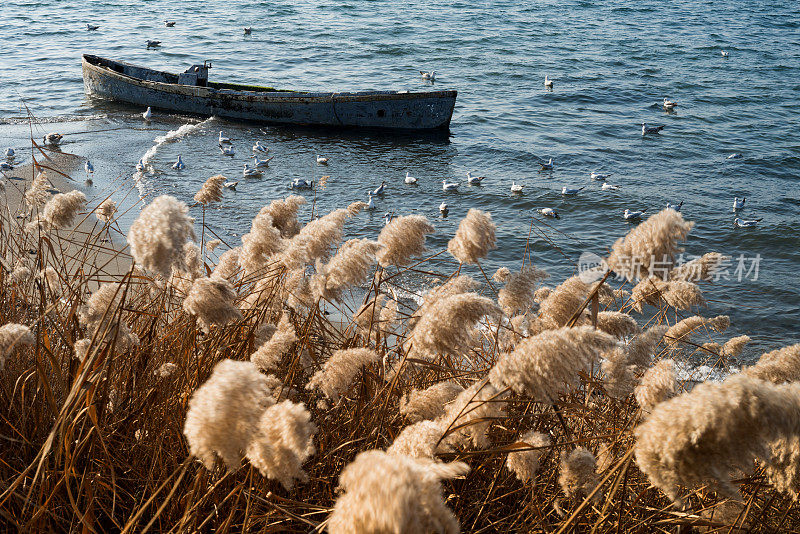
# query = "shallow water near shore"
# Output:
<box><xmin>1</xmin><ymin>0</ymin><xmax>799</xmax><ymax>360</ymax></box>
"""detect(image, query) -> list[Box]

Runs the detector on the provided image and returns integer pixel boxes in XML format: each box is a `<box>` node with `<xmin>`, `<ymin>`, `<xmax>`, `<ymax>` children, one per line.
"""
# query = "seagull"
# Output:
<box><xmin>165</xmin><ymin>20</ymin><xmax>176</xmax><ymax>27</ymax></box>
<box><xmin>243</xmin><ymin>164</ymin><xmax>262</xmax><ymax>177</ymax></box>
<box><xmin>85</xmin><ymin>160</ymin><xmax>94</xmax><ymax>174</ymax></box>
<box><xmin>290</xmin><ymin>178</ymin><xmax>313</xmax><ymax>190</ymax></box>
<box><xmin>467</xmin><ymin>171</ymin><xmax>485</xmax><ymax>185</ymax></box>
<box><xmin>253</xmin><ymin>155</ymin><xmax>273</xmax><ymax>167</ymax></box>
<box><xmin>663</xmin><ymin>97</ymin><xmax>678</xmax><ymax>110</ymax></box>
<box><xmin>316</xmin><ymin>154</ymin><xmax>329</xmax><ymax>165</ymax></box>
<box><xmin>220</xmin><ymin>145</ymin><xmax>235</xmax><ymax>156</ymax></box>
<box><xmin>439</xmin><ymin>201</ymin><xmax>449</xmax><ymax>214</ymax></box>
<box><xmin>372</xmin><ymin>181</ymin><xmax>387</xmax><ymax>196</ymax></box>
<box><xmin>442</xmin><ymin>179</ymin><xmax>460</xmax><ymax>191</ymax></box>
<box><xmin>244</xmin><ymin>27</ymin><xmax>252</xmax><ymax>35</ymax></box>
<box><xmin>666</xmin><ymin>201</ymin><xmax>683</xmax><ymax>211</ymax></box>
<box><xmin>538</xmin><ymin>207</ymin><xmax>560</xmax><ymax>219</ymax></box>
<box><xmin>601</xmin><ymin>182</ymin><xmax>620</xmax><ymax>191</ymax></box>
<box><xmin>544</xmin><ymin>75</ymin><xmax>553</xmax><ymax>88</ymax></box>
<box><xmin>146</xmin><ymin>40</ymin><xmax>161</xmax><ymax>48</ymax></box>
<box><xmin>642</xmin><ymin>123</ymin><xmax>665</xmax><ymax>135</ymax></box>
<box><xmin>5</xmin><ymin>147</ymin><xmax>15</xmax><ymax>159</ymax></box>
<box><xmin>727</xmin><ymin>153</ymin><xmax>743</xmax><ymax>159</ymax></box>
<box><xmin>43</xmin><ymin>133</ymin><xmax>63</xmax><ymax>145</ymax></box>
<box><xmin>561</xmin><ymin>186</ymin><xmax>585</xmax><ymax>195</ymax></box>
<box><xmin>540</xmin><ymin>158</ymin><xmax>553</xmax><ymax>171</ymax></box>
<box><xmin>420</xmin><ymin>70</ymin><xmax>436</xmax><ymax>81</ymax></box>
<box><xmin>172</xmin><ymin>156</ymin><xmax>185</xmax><ymax>170</ymax></box>
<box><xmin>224</xmin><ymin>181</ymin><xmax>238</xmax><ymax>190</ymax></box>
<box><xmin>404</xmin><ymin>171</ymin><xmax>417</xmax><ymax>184</ymax></box>
<box><xmin>623</xmin><ymin>208</ymin><xmax>647</xmax><ymax>221</ymax></box>
<box><xmin>734</xmin><ymin>217</ymin><xmax>761</xmax><ymax>228</ymax></box>
<box><xmin>143</xmin><ymin>107</ymin><xmax>152</xmax><ymax>120</ymax></box>
<box><xmin>510</xmin><ymin>181</ymin><xmax>524</xmax><ymax>193</ymax></box>
<box><xmin>218</xmin><ymin>131</ymin><xmax>232</xmax><ymax>144</ymax></box>
<box><xmin>733</xmin><ymin>197</ymin><xmax>746</xmax><ymax>210</ymax></box>
<box><xmin>136</xmin><ymin>159</ymin><xmax>145</xmax><ymax>172</ymax></box>
<box><xmin>721</xmin><ymin>50</ymin><xmax>729</xmax><ymax>57</ymax></box>
<box><xmin>591</xmin><ymin>171</ymin><xmax>612</xmax><ymax>181</ymax></box>
<box><xmin>0</xmin><ymin>162</ymin><xmax>13</xmax><ymax>171</ymax></box>
<box><xmin>366</xmin><ymin>193</ymin><xmax>376</xmax><ymax>210</ymax></box>
<box><xmin>253</xmin><ymin>141</ymin><xmax>269</xmax><ymax>154</ymax></box>
<box><xmin>87</xmin><ymin>23</ymin><xmax>99</xmax><ymax>31</ymax></box>
<box><xmin>383</xmin><ymin>212</ymin><xmax>393</xmax><ymax>225</ymax></box>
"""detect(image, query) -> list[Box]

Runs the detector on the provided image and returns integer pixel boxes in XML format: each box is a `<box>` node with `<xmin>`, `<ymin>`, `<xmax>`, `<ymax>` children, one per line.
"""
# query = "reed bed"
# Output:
<box><xmin>1</xmin><ymin>149</ymin><xmax>800</xmax><ymax>532</ymax></box>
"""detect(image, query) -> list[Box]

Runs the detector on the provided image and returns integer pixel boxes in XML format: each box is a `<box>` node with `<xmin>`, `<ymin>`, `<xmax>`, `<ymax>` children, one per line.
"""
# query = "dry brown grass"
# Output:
<box><xmin>1</xmin><ymin>143</ymin><xmax>799</xmax><ymax>533</ymax></box>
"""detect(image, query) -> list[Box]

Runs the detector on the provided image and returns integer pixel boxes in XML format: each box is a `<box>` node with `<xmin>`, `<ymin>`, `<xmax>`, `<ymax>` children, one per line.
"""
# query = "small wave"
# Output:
<box><xmin>140</xmin><ymin>117</ymin><xmax>214</xmax><ymax>166</ymax></box>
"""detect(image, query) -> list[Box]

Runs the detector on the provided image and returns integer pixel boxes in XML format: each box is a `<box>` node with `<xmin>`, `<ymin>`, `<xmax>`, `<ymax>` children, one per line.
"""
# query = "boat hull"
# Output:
<box><xmin>82</xmin><ymin>55</ymin><xmax>456</xmax><ymax>130</ymax></box>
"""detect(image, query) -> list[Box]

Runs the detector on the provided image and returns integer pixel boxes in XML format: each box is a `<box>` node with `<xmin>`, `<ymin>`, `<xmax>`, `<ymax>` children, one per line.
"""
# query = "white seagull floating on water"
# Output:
<box><xmin>591</xmin><ymin>171</ymin><xmax>612</xmax><ymax>181</ymax></box>
<box><xmin>439</xmin><ymin>201</ymin><xmax>449</xmax><ymax>214</ymax></box>
<box><xmin>734</xmin><ymin>217</ymin><xmax>761</xmax><ymax>228</ymax></box>
<box><xmin>136</xmin><ymin>159</ymin><xmax>145</xmax><ymax>173</ymax></box>
<box><xmin>601</xmin><ymin>182</ymin><xmax>620</xmax><ymax>191</ymax></box>
<box><xmin>224</xmin><ymin>181</ymin><xmax>238</xmax><ymax>190</ymax></box>
<box><xmin>253</xmin><ymin>155</ymin><xmax>273</xmax><ymax>167</ymax></box>
<box><xmin>623</xmin><ymin>208</ymin><xmax>647</xmax><ymax>221</ymax></box>
<box><xmin>538</xmin><ymin>207</ymin><xmax>560</xmax><ymax>219</ymax></box>
<box><xmin>220</xmin><ymin>145</ymin><xmax>235</xmax><ymax>156</ymax></box>
<box><xmin>467</xmin><ymin>172</ymin><xmax>485</xmax><ymax>185</ymax></box>
<box><xmin>43</xmin><ymin>133</ymin><xmax>63</xmax><ymax>145</ymax></box>
<box><xmin>383</xmin><ymin>212</ymin><xmax>393</xmax><ymax>226</ymax></box>
<box><xmin>316</xmin><ymin>154</ymin><xmax>329</xmax><ymax>165</ymax></box>
<box><xmin>290</xmin><ymin>178</ymin><xmax>312</xmax><ymax>190</ymax></box>
<box><xmin>732</xmin><ymin>197</ymin><xmax>746</xmax><ymax>210</ymax></box>
<box><xmin>372</xmin><ymin>181</ymin><xmax>387</xmax><ymax>196</ymax></box>
<box><xmin>642</xmin><ymin>123</ymin><xmax>665</xmax><ymax>135</ymax></box>
<box><xmin>510</xmin><ymin>181</ymin><xmax>524</xmax><ymax>193</ymax></box>
<box><xmin>87</xmin><ymin>24</ymin><xmax>99</xmax><ymax>31</ymax></box>
<box><xmin>5</xmin><ymin>147</ymin><xmax>15</xmax><ymax>159</ymax></box>
<box><xmin>540</xmin><ymin>158</ymin><xmax>553</xmax><ymax>171</ymax></box>
<box><xmin>404</xmin><ymin>171</ymin><xmax>417</xmax><ymax>184</ymax></box>
<box><xmin>253</xmin><ymin>141</ymin><xmax>269</xmax><ymax>154</ymax></box>
<box><xmin>218</xmin><ymin>131</ymin><xmax>232</xmax><ymax>144</ymax></box>
<box><xmin>663</xmin><ymin>97</ymin><xmax>678</xmax><ymax>110</ymax></box>
<box><xmin>420</xmin><ymin>70</ymin><xmax>436</xmax><ymax>81</ymax></box>
<box><xmin>366</xmin><ymin>193</ymin><xmax>376</xmax><ymax>210</ymax></box>
<box><xmin>561</xmin><ymin>186</ymin><xmax>585</xmax><ymax>195</ymax></box>
<box><xmin>442</xmin><ymin>179</ymin><xmax>460</xmax><ymax>192</ymax></box>
<box><xmin>544</xmin><ymin>75</ymin><xmax>553</xmax><ymax>88</ymax></box>
<box><xmin>727</xmin><ymin>153</ymin><xmax>742</xmax><ymax>159</ymax></box>
<box><xmin>172</xmin><ymin>155</ymin><xmax>185</xmax><ymax>170</ymax></box>
<box><xmin>243</xmin><ymin>164</ymin><xmax>262</xmax><ymax>177</ymax></box>
<box><xmin>721</xmin><ymin>50</ymin><xmax>729</xmax><ymax>57</ymax></box>
<box><xmin>666</xmin><ymin>201</ymin><xmax>683</xmax><ymax>212</ymax></box>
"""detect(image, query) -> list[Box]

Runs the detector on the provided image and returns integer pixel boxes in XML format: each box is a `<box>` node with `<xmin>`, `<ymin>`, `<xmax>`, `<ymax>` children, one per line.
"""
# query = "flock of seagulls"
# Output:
<box><xmin>86</xmin><ymin>20</ymin><xmax>255</xmax><ymax>46</ymax></box>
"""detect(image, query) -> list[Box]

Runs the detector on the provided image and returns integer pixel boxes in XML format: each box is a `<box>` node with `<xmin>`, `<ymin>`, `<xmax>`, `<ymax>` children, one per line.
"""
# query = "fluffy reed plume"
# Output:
<box><xmin>539</xmin><ymin>276</ymin><xmax>588</xmax><ymax>328</ymax></box>
<box><xmin>376</xmin><ymin>214</ymin><xmax>434</xmax><ymax>267</ymax></box>
<box><xmin>353</xmin><ymin>294</ymin><xmax>385</xmax><ymax>342</ymax></box>
<box><xmin>310</xmin><ymin>239</ymin><xmax>381</xmax><ymax>301</ymax></box>
<box><xmin>411</xmin><ymin>275</ymin><xmax>478</xmax><ymax>328</ymax></box>
<box><xmin>534</xmin><ymin>286</ymin><xmax>552</xmax><ymax>303</ymax></box>
<box><xmin>28</xmin><ymin>190</ymin><xmax>86</xmax><ymax>232</ymax></box>
<box><xmin>497</xmin><ymin>266</ymin><xmax>549</xmax><ymax>316</ymax></box>
<box><xmin>306</xmin><ymin>348</ymin><xmax>379</xmax><ymax>401</ymax></box>
<box><xmin>743</xmin><ymin>343</ymin><xmax>800</xmax><ymax>384</ymax></box>
<box><xmin>493</xmin><ymin>267</ymin><xmax>510</xmax><ymax>283</ymax></box>
<box><xmin>379</xmin><ymin>298</ymin><xmax>398</xmax><ymax>332</ymax></box>
<box><xmin>279</xmin><ymin>208</ymin><xmax>350</xmax><ymax>270</ymax></box>
<box><xmin>596</xmin><ymin>311</ymin><xmax>640</xmax><ymax>339</ymax></box>
<box><xmin>254</xmin><ymin>322</ymin><xmax>277</xmax><ymax>348</ymax></box>
<box><xmin>180</xmin><ymin>242</ymin><xmax>203</xmax><ymax>279</ymax></box>
<box><xmin>489</xmin><ymin>326</ymin><xmax>617</xmax><ymax>401</ymax></box>
<box><xmin>498</xmin><ymin>314</ymin><xmax>544</xmax><ymax>352</ymax></box>
<box><xmin>79</xmin><ymin>282</ymin><xmax>139</xmax><ymax>351</ymax></box>
<box><xmin>240</xmin><ymin>210</ymin><xmax>283</xmax><ymax>274</ymax></box>
<box><xmin>182</xmin><ymin>277</ymin><xmax>242</xmax><ymax>332</ymax></box>
<box><xmin>263</xmin><ymin>195</ymin><xmax>307</xmax><ymax>238</ymax></box>
<box><xmin>37</xmin><ymin>266</ymin><xmax>60</xmax><ymax>295</ymax></box>
<box><xmin>206</xmin><ymin>239</ymin><xmax>221</xmax><ymax>252</ymax></box>
<box><xmin>94</xmin><ymin>198</ymin><xmax>117</xmax><ymax>222</ymax></box>
<box><xmin>764</xmin><ymin>437</ymin><xmax>800</xmax><ymax>499</ymax></box>
<box><xmin>251</xmin><ymin>314</ymin><xmax>296</xmax><ymax>372</ymax></box>
<box><xmin>626</xmin><ymin>325</ymin><xmax>668</xmax><ymax>369</ymax></box>
<box><xmin>346</xmin><ymin>201</ymin><xmax>367</xmax><ymax>217</ymax></box>
<box><xmin>664</xmin><ymin>315</ymin><xmax>729</xmax><ymax>352</ymax></box>
<box><xmin>722</xmin><ymin>335</ymin><xmax>751</xmax><ymax>358</ymax></box>
<box><xmin>211</xmin><ymin>247</ymin><xmax>240</xmax><ymax>280</ymax></box>
<box><xmin>506</xmin><ymin>431</ymin><xmax>551</xmax><ymax>483</ymax></box>
<box><xmin>128</xmin><ymin>195</ymin><xmax>196</xmax><ymax>278</ymax></box>
<box><xmin>631</xmin><ymin>277</ymin><xmax>705</xmax><ymax>312</ymax></box>
<box><xmin>446</xmin><ymin>209</ymin><xmax>496</xmax><ymax>264</ymax></box>
<box><xmin>194</xmin><ymin>175</ymin><xmax>226</xmax><ymax>205</ymax></box>
<box><xmin>73</xmin><ymin>338</ymin><xmax>91</xmax><ymax>362</ymax></box>
<box><xmin>606</xmin><ymin>208</ymin><xmax>694</xmax><ymax>281</ymax></box>
<box><xmin>245</xmin><ymin>400</ymin><xmax>317</xmax><ymax>489</ymax></box>
<box><xmin>0</xmin><ymin>324</ymin><xmax>34</xmax><ymax>368</ymax></box>
<box><xmin>10</xmin><ymin>264</ymin><xmax>32</xmax><ymax>285</ymax></box>
<box><xmin>387</xmin><ymin>420</ymin><xmax>447</xmax><ymax>459</ymax></box>
<box><xmin>183</xmin><ymin>360</ymin><xmax>272</xmax><ymax>470</ymax></box>
<box><xmin>669</xmin><ymin>252</ymin><xmax>729</xmax><ymax>282</ymax></box>
<box><xmin>634</xmin><ymin>359</ymin><xmax>676</xmax><ymax>412</ymax></box>
<box><xmin>327</xmin><ymin>450</ymin><xmax>468</xmax><ymax>534</ymax></box>
<box><xmin>25</xmin><ymin>171</ymin><xmax>51</xmax><ymax>209</ymax></box>
<box><xmin>599</xmin><ymin>287</ymin><xmax>631</xmax><ymax>308</ymax></box>
<box><xmin>634</xmin><ymin>375</ymin><xmax>800</xmax><ymax>503</ymax></box>
<box><xmin>559</xmin><ymin>448</ymin><xmax>599</xmax><ymax>499</ymax></box>
<box><xmin>155</xmin><ymin>362</ymin><xmax>178</xmax><ymax>378</ymax></box>
<box><xmin>408</xmin><ymin>293</ymin><xmax>500</xmax><ymax>360</ymax></box>
<box><xmin>601</xmin><ymin>347</ymin><xmax>638</xmax><ymax>399</ymax></box>
<box><xmin>400</xmin><ymin>381</ymin><xmax>465</xmax><ymax>423</ymax></box>
<box><xmin>439</xmin><ymin>381</ymin><xmax>507</xmax><ymax>449</ymax></box>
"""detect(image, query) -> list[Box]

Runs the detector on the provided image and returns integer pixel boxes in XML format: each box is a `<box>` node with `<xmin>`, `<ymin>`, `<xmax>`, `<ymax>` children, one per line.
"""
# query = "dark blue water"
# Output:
<box><xmin>1</xmin><ymin>0</ymin><xmax>799</xmax><ymax>358</ymax></box>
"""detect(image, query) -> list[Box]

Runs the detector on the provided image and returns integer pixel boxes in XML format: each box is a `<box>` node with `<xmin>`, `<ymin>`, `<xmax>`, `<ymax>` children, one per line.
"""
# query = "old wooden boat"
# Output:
<box><xmin>82</xmin><ymin>55</ymin><xmax>456</xmax><ymax>130</ymax></box>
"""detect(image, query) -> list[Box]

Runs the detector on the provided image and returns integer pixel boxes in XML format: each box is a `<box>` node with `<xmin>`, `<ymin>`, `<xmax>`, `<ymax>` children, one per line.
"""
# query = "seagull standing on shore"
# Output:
<box><xmin>733</xmin><ymin>197</ymin><xmax>746</xmax><ymax>210</ymax></box>
<box><xmin>404</xmin><ymin>171</ymin><xmax>417</xmax><ymax>184</ymax></box>
<box><xmin>623</xmin><ymin>208</ymin><xmax>647</xmax><ymax>220</ymax></box>
<box><xmin>142</xmin><ymin>107</ymin><xmax>152</xmax><ymax>121</ymax></box>
<box><xmin>316</xmin><ymin>154</ymin><xmax>328</xmax><ymax>165</ymax></box>
<box><xmin>44</xmin><ymin>133</ymin><xmax>63</xmax><ymax>146</ymax></box>
<box><xmin>538</xmin><ymin>207</ymin><xmax>560</xmax><ymax>219</ymax></box>
<box><xmin>85</xmin><ymin>160</ymin><xmax>94</xmax><ymax>175</ymax></box>
<box><xmin>663</xmin><ymin>97</ymin><xmax>678</xmax><ymax>110</ymax></box>
<box><xmin>466</xmin><ymin>172</ymin><xmax>485</xmax><ymax>185</ymax></box>
<box><xmin>442</xmin><ymin>179</ymin><xmax>459</xmax><ymax>191</ymax></box>
<box><xmin>642</xmin><ymin>123</ymin><xmax>665</xmax><ymax>135</ymax></box>
<box><xmin>561</xmin><ymin>186</ymin><xmax>585</xmax><ymax>195</ymax></box>
<box><xmin>172</xmin><ymin>156</ymin><xmax>185</xmax><ymax>170</ymax></box>
<box><xmin>420</xmin><ymin>70</ymin><xmax>436</xmax><ymax>81</ymax></box>
<box><xmin>5</xmin><ymin>148</ymin><xmax>15</xmax><ymax>159</ymax></box>
<box><xmin>591</xmin><ymin>171</ymin><xmax>612</xmax><ymax>181</ymax></box>
<box><xmin>734</xmin><ymin>217</ymin><xmax>761</xmax><ymax>228</ymax></box>
<box><xmin>544</xmin><ymin>75</ymin><xmax>553</xmax><ymax>88</ymax></box>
